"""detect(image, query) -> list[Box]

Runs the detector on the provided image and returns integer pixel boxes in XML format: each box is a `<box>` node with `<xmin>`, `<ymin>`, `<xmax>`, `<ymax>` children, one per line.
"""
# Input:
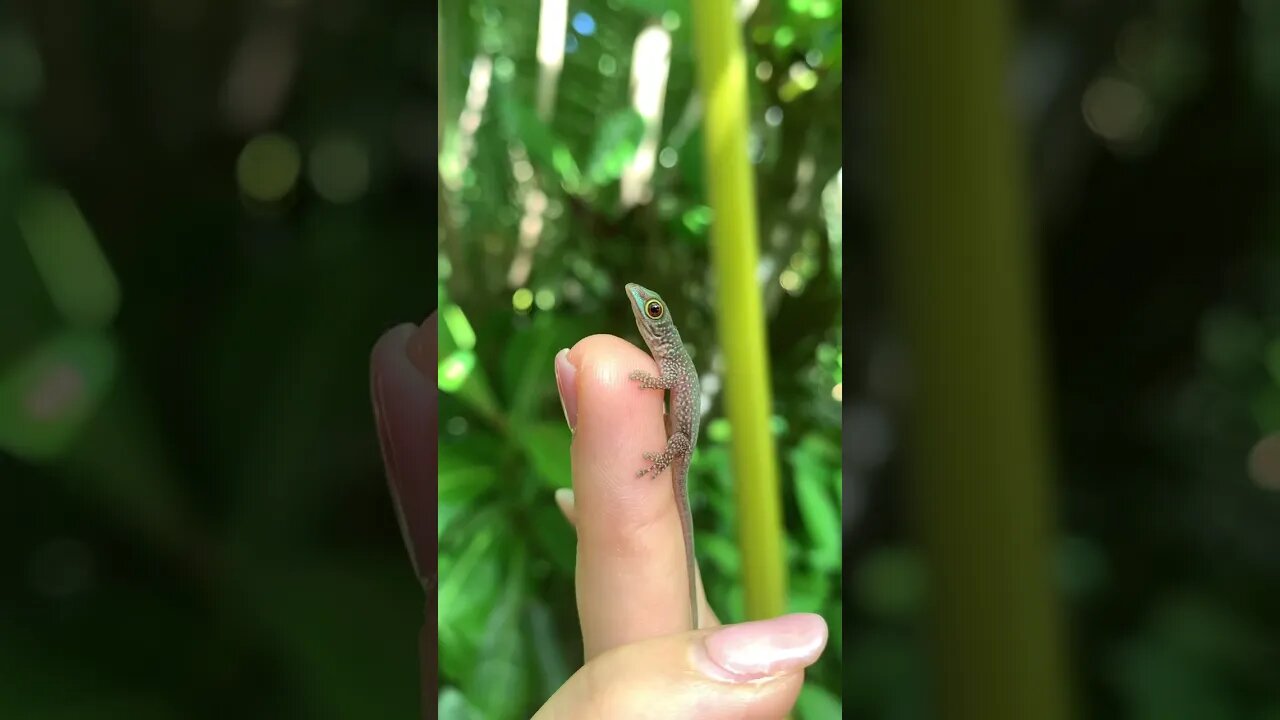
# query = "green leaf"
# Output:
<box><xmin>681</xmin><ymin>204</ymin><xmax>713</xmax><ymax>235</ymax></box>
<box><xmin>698</xmin><ymin>531</ymin><xmax>740</xmax><ymax>577</ymax></box>
<box><xmin>530</xmin><ymin>499</ymin><xmax>576</xmax><ymax>575</ymax></box>
<box><xmin>791</xmin><ymin>440</ymin><xmax>841</xmax><ymax>572</ymax></box>
<box><xmin>795</xmin><ymin>683</ymin><xmax>843</xmax><ymax>720</ymax></box>
<box><xmin>439</xmin><ymin>436</ymin><xmax>503</xmax><ymax>538</ymax></box>
<box><xmin>788</xmin><ymin>568</ymin><xmax>831</xmax><ymax>614</ymax></box>
<box><xmin>439</xmin><ymin>438</ymin><xmax>502</xmax><ymax>505</ymax></box>
<box><xmin>16</xmin><ymin>186</ymin><xmax>120</xmax><ymax>329</ymax></box>
<box><xmin>441</xmin><ymin>344</ymin><xmax>505</xmax><ymax>426</ymax></box>
<box><xmin>463</xmin><ymin>551</ymin><xmax>530</xmax><ymax>720</ymax></box>
<box><xmin>526</xmin><ymin>600</ymin><xmax>574</xmax><ymax>698</ymax></box>
<box><xmin>439</xmin><ymin>522</ymin><xmax>504</xmax><ymax>680</ymax></box>
<box><xmin>439</xmin><ymin>687</ymin><xmax>481</xmax><ymax>720</ymax></box>
<box><xmin>519</xmin><ymin>422</ymin><xmax>573</xmax><ymax>489</ymax></box>
<box><xmin>677</xmin><ymin>126</ymin><xmax>706</xmax><ymax>192</ymax></box>
<box><xmin>499</xmin><ymin>314</ymin><xmax>569</xmax><ymax>426</ymax></box>
<box><xmin>500</xmin><ymin>97</ymin><xmax>582</xmax><ymax>192</ymax></box>
<box><xmin>586</xmin><ymin>109</ymin><xmax>646</xmax><ymax>186</ymax></box>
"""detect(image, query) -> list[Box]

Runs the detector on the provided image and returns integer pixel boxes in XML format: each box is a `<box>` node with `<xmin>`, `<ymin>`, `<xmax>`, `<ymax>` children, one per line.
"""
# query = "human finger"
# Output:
<box><xmin>533</xmin><ymin>613</ymin><xmax>828</xmax><ymax>720</ymax></box>
<box><xmin>555</xmin><ymin>334</ymin><xmax>710</xmax><ymax>659</ymax></box>
<box><xmin>553</xmin><ymin>487</ymin><xmax>721</xmax><ymax>628</ymax></box>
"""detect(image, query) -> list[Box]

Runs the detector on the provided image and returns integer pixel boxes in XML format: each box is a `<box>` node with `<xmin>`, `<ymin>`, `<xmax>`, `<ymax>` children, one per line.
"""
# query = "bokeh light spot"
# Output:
<box><xmin>1082</xmin><ymin>77</ymin><xmax>1150</xmax><ymax>145</ymax></box>
<box><xmin>534</xmin><ymin>289</ymin><xmax>557</xmax><ymax>310</ymax></box>
<box><xmin>307</xmin><ymin>135</ymin><xmax>370</xmax><ymax>204</ymax></box>
<box><xmin>237</xmin><ymin>133</ymin><xmax>301</xmax><ymax>203</ymax></box>
<box><xmin>513</xmin><ymin>287</ymin><xmax>534</xmax><ymax>312</ymax></box>
<box><xmin>571</xmin><ymin>12</ymin><xmax>596</xmax><ymax>36</ymax></box>
<box><xmin>494</xmin><ymin>56</ymin><xmax>516</xmax><ymax>82</ymax></box>
<box><xmin>773</xmin><ymin>26</ymin><xmax>796</xmax><ymax>49</ymax></box>
<box><xmin>810</xmin><ymin>0</ymin><xmax>835</xmax><ymax>18</ymax></box>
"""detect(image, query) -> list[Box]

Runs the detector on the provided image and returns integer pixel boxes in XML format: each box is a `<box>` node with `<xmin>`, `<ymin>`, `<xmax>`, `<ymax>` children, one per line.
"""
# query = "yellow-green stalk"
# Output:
<box><xmin>871</xmin><ymin>1</ymin><xmax>1073</xmax><ymax>718</ymax></box>
<box><xmin>690</xmin><ymin>0</ymin><xmax>787</xmax><ymax>622</ymax></box>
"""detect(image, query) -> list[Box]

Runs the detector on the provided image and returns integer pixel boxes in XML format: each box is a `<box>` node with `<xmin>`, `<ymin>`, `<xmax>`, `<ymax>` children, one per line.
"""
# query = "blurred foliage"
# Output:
<box><xmin>843</xmin><ymin>1</ymin><xmax>1280</xmax><ymax>719</ymax></box>
<box><xmin>1</xmin><ymin>2</ymin><xmax>430</xmax><ymax>718</ymax></box>
<box><xmin>436</xmin><ymin>0</ymin><xmax>842</xmax><ymax>717</ymax></box>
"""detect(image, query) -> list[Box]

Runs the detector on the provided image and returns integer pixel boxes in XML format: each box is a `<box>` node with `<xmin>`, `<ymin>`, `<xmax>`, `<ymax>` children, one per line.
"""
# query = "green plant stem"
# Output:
<box><xmin>870</xmin><ymin>2</ymin><xmax>1072</xmax><ymax>719</ymax></box>
<box><xmin>690</xmin><ymin>0</ymin><xmax>788</xmax><ymax>622</ymax></box>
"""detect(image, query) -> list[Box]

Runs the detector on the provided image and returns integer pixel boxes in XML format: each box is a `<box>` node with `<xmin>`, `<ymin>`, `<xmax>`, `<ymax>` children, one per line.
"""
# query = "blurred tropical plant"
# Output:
<box><xmin>1</xmin><ymin>4</ymin><xmax>431</xmax><ymax>718</ymax></box>
<box><xmin>436</xmin><ymin>0</ymin><xmax>843</xmax><ymax>717</ymax></box>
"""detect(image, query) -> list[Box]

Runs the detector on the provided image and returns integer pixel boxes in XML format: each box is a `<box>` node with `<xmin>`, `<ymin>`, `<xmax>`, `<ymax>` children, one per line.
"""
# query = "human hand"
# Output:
<box><xmin>370</xmin><ymin>312</ymin><xmax>437</xmax><ymax>714</ymax></box>
<box><xmin>536</xmin><ymin>333</ymin><xmax>829</xmax><ymax>719</ymax></box>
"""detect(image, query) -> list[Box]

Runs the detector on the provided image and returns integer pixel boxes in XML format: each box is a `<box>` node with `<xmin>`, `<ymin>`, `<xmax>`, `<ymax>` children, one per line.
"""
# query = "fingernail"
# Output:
<box><xmin>554</xmin><ymin>348</ymin><xmax>577</xmax><ymax>433</ymax></box>
<box><xmin>370</xmin><ymin>324</ymin><xmax>417</xmax><ymax>497</ymax></box>
<box><xmin>699</xmin><ymin>613</ymin><xmax>828</xmax><ymax>682</ymax></box>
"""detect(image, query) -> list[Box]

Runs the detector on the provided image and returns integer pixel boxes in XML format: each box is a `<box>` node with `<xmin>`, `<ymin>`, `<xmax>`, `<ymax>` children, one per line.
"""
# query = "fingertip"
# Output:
<box><xmin>406</xmin><ymin>311</ymin><xmax>436</xmax><ymax>376</ymax></box>
<box><xmin>698</xmin><ymin>613</ymin><xmax>829</xmax><ymax>682</ymax></box>
<box><xmin>370</xmin><ymin>322</ymin><xmax>418</xmax><ymax>374</ymax></box>
<box><xmin>566</xmin><ymin>334</ymin><xmax>666</xmax><ymax>501</ymax></box>
<box><xmin>369</xmin><ymin>315</ymin><xmax>437</xmax><ymax>591</ymax></box>
<box><xmin>568</xmin><ymin>334</ymin><xmax>658</xmax><ymax>397</ymax></box>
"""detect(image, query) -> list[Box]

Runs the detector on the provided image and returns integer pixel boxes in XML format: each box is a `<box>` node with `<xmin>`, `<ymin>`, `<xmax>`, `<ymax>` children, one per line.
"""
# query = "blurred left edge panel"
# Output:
<box><xmin>0</xmin><ymin>1</ymin><xmax>439</xmax><ymax>720</ymax></box>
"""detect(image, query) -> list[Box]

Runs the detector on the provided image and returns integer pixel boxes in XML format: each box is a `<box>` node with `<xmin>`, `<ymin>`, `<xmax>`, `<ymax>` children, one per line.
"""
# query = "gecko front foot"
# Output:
<box><xmin>629</xmin><ymin>369</ymin><xmax>671</xmax><ymax>390</ymax></box>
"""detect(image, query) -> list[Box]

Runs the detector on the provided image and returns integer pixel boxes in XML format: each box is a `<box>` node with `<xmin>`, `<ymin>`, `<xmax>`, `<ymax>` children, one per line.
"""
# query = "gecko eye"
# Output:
<box><xmin>645</xmin><ymin>300</ymin><xmax>664</xmax><ymax>319</ymax></box>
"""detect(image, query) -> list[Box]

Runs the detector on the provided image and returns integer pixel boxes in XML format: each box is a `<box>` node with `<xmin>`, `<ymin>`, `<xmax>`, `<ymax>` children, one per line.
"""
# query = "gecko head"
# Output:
<box><xmin>625</xmin><ymin>283</ymin><xmax>673</xmax><ymax>344</ymax></box>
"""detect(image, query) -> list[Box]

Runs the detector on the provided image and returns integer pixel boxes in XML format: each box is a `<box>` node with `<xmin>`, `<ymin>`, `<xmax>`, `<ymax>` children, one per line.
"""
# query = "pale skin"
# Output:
<box><xmin>372</xmin><ymin>313</ymin><xmax>828</xmax><ymax>719</ymax></box>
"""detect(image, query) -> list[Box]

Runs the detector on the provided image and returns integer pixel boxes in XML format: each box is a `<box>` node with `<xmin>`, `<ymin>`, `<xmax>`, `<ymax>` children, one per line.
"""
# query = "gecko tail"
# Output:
<box><xmin>688</xmin><ymin>541</ymin><xmax>698</xmax><ymax>630</ymax></box>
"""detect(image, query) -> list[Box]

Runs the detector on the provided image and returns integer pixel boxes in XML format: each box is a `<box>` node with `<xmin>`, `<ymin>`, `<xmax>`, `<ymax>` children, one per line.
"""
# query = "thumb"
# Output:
<box><xmin>533</xmin><ymin>613</ymin><xmax>828</xmax><ymax>720</ymax></box>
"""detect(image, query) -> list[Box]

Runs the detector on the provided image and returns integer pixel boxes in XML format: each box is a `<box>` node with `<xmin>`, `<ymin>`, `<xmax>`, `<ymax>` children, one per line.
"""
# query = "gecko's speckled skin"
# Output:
<box><xmin>625</xmin><ymin>282</ymin><xmax>701</xmax><ymax>630</ymax></box>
